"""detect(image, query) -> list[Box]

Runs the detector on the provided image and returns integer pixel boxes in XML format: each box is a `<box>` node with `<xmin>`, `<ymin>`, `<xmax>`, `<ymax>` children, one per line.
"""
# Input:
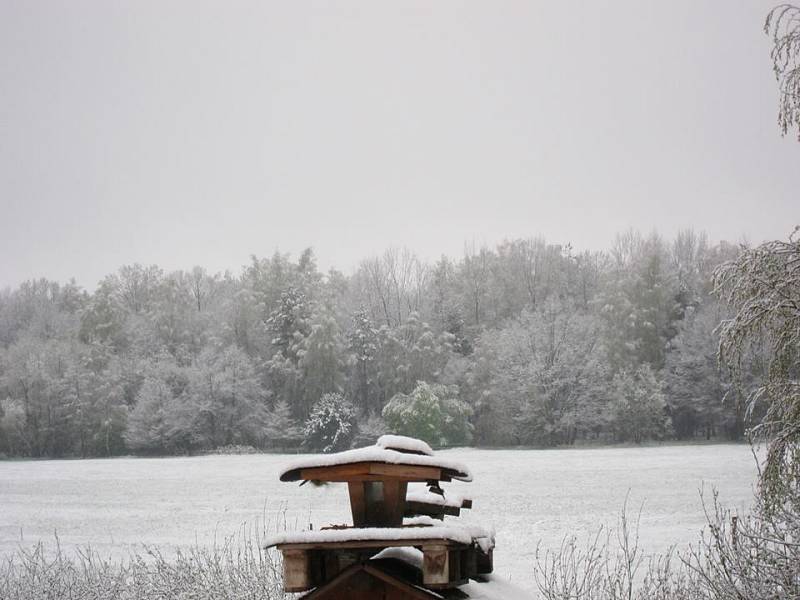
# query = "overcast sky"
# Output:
<box><xmin>0</xmin><ymin>1</ymin><xmax>797</xmax><ymax>290</ymax></box>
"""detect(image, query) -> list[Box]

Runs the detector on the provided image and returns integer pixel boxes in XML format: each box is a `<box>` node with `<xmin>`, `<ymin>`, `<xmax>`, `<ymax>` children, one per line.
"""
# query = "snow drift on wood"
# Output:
<box><xmin>376</xmin><ymin>434</ymin><xmax>434</xmax><ymax>456</ymax></box>
<box><xmin>278</xmin><ymin>442</ymin><xmax>472</xmax><ymax>482</ymax></box>
<box><xmin>406</xmin><ymin>483</ymin><xmax>470</xmax><ymax>508</ymax></box>
<box><xmin>263</xmin><ymin>521</ymin><xmax>493</xmax><ymax>549</ymax></box>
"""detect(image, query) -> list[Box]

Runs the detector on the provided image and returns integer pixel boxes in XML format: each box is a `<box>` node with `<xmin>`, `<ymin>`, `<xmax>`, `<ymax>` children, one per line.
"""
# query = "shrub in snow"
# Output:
<box><xmin>609</xmin><ymin>365</ymin><xmax>671</xmax><ymax>443</ymax></box>
<box><xmin>303</xmin><ymin>392</ymin><xmax>356</xmax><ymax>453</ymax></box>
<box><xmin>382</xmin><ymin>381</ymin><xmax>472</xmax><ymax>447</ymax></box>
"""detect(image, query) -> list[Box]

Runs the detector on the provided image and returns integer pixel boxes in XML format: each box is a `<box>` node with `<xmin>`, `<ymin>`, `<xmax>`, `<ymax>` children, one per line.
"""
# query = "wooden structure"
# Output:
<box><xmin>267</xmin><ymin>435</ymin><xmax>496</xmax><ymax>598</ymax></box>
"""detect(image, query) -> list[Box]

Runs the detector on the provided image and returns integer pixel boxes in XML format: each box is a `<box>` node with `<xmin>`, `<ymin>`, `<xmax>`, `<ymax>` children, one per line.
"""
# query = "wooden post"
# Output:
<box><xmin>422</xmin><ymin>544</ymin><xmax>450</xmax><ymax>587</ymax></box>
<box><xmin>348</xmin><ymin>482</ymin><xmax>367</xmax><ymax>526</ymax></box>
<box><xmin>476</xmin><ymin>547</ymin><xmax>493</xmax><ymax>574</ymax></box>
<box><xmin>283</xmin><ymin>549</ymin><xmax>311</xmax><ymax>592</ymax></box>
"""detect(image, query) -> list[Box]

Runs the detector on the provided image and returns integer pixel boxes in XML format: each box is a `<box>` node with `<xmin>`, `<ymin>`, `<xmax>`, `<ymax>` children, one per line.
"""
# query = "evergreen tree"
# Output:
<box><xmin>304</xmin><ymin>392</ymin><xmax>356</xmax><ymax>453</ymax></box>
<box><xmin>610</xmin><ymin>365</ymin><xmax>670</xmax><ymax>443</ymax></box>
<box><xmin>382</xmin><ymin>381</ymin><xmax>472</xmax><ymax>447</ymax></box>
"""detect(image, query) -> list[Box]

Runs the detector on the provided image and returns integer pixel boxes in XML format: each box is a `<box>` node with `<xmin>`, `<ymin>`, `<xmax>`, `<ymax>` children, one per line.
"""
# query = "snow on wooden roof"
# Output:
<box><xmin>376</xmin><ymin>434</ymin><xmax>434</xmax><ymax>456</ymax></box>
<box><xmin>265</xmin><ymin>520</ymin><xmax>494</xmax><ymax>552</ymax></box>
<box><xmin>278</xmin><ymin>443</ymin><xmax>472</xmax><ymax>482</ymax></box>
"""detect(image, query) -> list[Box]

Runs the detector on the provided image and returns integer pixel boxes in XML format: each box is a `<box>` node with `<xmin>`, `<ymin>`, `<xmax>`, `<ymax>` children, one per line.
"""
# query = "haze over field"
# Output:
<box><xmin>1</xmin><ymin>1</ymin><xmax>798</xmax><ymax>290</ymax></box>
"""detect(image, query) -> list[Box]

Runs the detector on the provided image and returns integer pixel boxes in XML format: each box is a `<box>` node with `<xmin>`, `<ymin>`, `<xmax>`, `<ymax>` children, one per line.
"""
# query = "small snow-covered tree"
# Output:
<box><xmin>382</xmin><ymin>381</ymin><xmax>472</xmax><ymax>447</ymax></box>
<box><xmin>665</xmin><ymin>303</ymin><xmax>743</xmax><ymax>441</ymax></box>
<box><xmin>0</xmin><ymin>398</ymin><xmax>26</xmax><ymax>456</ymax></box>
<box><xmin>125</xmin><ymin>377</ymin><xmax>173</xmax><ymax>452</ymax></box>
<box><xmin>190</xmin><ymin>346</ymin><xmax>268</xmax><ymax>449</ymax></box>
<box><xmin>609</xmin><ymin>365</ymin><xmax>670</xmax><ymax>443</ymax></box>
<box><xmin>347</xmin><ymin>308</ymin><xmax>379</xmax><ymax>412</ymax></box>
<box><xmin>304</xmin><ymin>392</ymin><xmax>356</xmax><ymax>453</ymax></box>
<box><xmin>265</xmin><ymin>399</ymin><xmax>302</xmax><ymax>449</ymax></box>
<box><xmin>299</xmin><ymin>307</ymin><xmax>345</xmax><ymax>415</ymax></box>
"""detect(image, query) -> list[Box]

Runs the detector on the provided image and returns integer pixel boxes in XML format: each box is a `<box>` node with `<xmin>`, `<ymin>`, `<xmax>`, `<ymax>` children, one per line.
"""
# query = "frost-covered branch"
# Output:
<box><xmin>765</xmin><ymin>4</ymin><xmax>800</xmax><ymax>139</ymax></box>
<box><xmin>713</xmin><ymin>226</ymin><xmax>800</xmax><ymax>505</ymax></box>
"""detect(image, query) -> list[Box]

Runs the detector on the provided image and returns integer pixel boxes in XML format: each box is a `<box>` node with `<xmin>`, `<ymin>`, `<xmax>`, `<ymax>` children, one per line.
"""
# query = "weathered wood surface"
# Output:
<box><xmin>300</xmin><ymin>563</ymin><xmax>441</xmax><ymax>599</ymax></box>
<box><xmin>348</xmin><ymin>480</ymin><xmax>410</xmax><ymax>527</ymax></box>
<box><xmin>282</xmin><ymin>548</ymin><xmax>311</xmax><ymax>592</ymax></box>
<box><xmin>298</xmin><ymin>462</ymin><xmax>443</xmax><ymax>483</ymax></box>
<box><xmin>277</xmin><ymin>537</ymin><xmax>465</xmax><ymax>551</ymax></box>
<box><xmin>278</xmin><ymin>540</ymin><xmax>491</xmax><ymax>592</ymax></box>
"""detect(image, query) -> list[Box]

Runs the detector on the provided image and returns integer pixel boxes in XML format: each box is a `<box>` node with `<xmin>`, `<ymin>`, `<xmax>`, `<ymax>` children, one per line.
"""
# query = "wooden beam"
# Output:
<box><xmin>282</xmin><ymin>548</ymin><xmax>311</xmax><ymax>592</ymax></box>
<box><xmin>404</xmin><ymin>500</ymin><xmax>461</xmax><ymax>519</ymax></box>
<box><xmin>297</xmin><ymin>462</ymin><xmax>442</xmax><ymax>483</ymax></box>
<box><xmin>278</xmin><ymin>538</ymin><xmax>464</xmax><ymax>551</ymax></box>
<box><xmin>476</xmin><ymin>547</ymin><xmax>493</xmax><ymax>574</ymax></box>
<box><xmin>300</xmin><ymin>563</ymin><xmax>441</xmax><ymax>600</ymax></box>
<box><xmin>348</xmin><ymin>481</ymin><xmax>367</xmax><ymax>526</ymax></box>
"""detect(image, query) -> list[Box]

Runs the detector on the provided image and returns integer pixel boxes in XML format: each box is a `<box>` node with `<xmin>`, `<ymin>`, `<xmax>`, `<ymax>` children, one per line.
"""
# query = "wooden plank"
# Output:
<box><xmin>348</xmin><ymin>481</ymin><xmax>367</xmax><ymax>526</ymax></box>
<box><xmin>282</xmin><ymin>549</ymin><xmax>311</xmax><ymax>592</ymax></box>
<box><xmin>382</xmin><ymin>479</ymin><xmax>408</xmax><ymax>526</ymax></box>
<box><xmin>279</xmin><ymin>538</ymin><xmax>464</xmax><ymax>551</ymax></box>
<box><xmin>301</xmin><ymin>563</ymin><xmax>441</xmax><ymax>600</ymax></box>
<box><xmin>364</xmin><ymin>565</ymin><xmax>443</xmax><ymax>600</ymax></box>
<box><xmin>404</xmin><ymin>500</ymin><xmax>461</xmax><ymax>519</ymax></box>
<box><xmin>369</xmin><ymin>463</ymin><xmax>442</xmax><ymax>481</ymax></box>
<box><xmin>299</xmin><ymin>462</ymin><xmax>442</xmax><ymax>483</ymax></box>
<box><xmin>309</xmin><ymin>550</ymin><xmax>325</xmax><ymax>587</ymax></box>
<box><xmin>476</xmin><ymin>547</ymin><xmax>493</xmax><ymax>574</ymax></box>
<box><xmin>300</xmin><ymin>463</ymin><xmax>371</xmax><ymax>481</ymax></box>
<box><xmin>422</xmin><ymin>544</ymin><xmax>450</xmax><ymax>587</ymax></box>
<box><xmin>462</xmin><ymin>547</ymin><xmax>477</xmax><ymax>579</ymax></box>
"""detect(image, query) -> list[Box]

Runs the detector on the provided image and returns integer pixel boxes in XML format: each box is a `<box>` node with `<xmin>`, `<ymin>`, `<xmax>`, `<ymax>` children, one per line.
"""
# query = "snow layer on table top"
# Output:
<box><xmin>406</xmin><ymin>483</ymin><xmax>470</xmax><ymax>508</ymax></box>
<box><xmin>404</xmin><ymin>516</ymin><xmax>494</xmax><ymax>553</ymax></box>
<box><xmin>266</xmin><ymin>525</ymin><xmax>472</xmax><ymax>547</ymax></box>
<box><xmin>265</xmin><ymin>519</ymin><xmax>494</xmax><ymax>551</ymax></box>
<box><xmin>376</xmin><ymin>434</ymin><xmax>434</xmax><ymax>456</ymax></box>
<box><xmin>279</xmin><ymin>445</ymin><xmax>472</xmax><ymax>481</ymax></box>
<box><xmin>459</xmin><ymin>575</ymin><xmax>535</xmax><ymax>600</ymax></box>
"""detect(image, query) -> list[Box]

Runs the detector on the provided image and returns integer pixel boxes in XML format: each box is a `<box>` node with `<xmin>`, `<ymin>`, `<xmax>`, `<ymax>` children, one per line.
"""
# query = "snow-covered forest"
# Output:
<box><xmin>0</xmin><ymin>229</ymin><xmax>750</xmax><ymax>458</ymax></box>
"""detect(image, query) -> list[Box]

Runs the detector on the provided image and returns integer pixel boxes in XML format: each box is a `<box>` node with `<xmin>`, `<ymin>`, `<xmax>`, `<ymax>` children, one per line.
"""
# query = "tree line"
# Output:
<box><xmin>0</xmin><ymin>229</ymin><xmax>752</xmax><ymax>457</ymax></box>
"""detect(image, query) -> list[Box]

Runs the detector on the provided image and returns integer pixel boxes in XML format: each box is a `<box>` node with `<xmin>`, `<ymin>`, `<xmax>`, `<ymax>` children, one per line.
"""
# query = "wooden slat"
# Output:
<box><xmin>282</xmin><ymin>549</ymin><xmax>311</xmax><ymax>592</ymax></box>
<box><xmin>382</xmin><ymin>479</ymin><xmax>408</xmax><ymax>526</ymax></box>
<box><xmin>404</xmin><ymin>500</ymin><xmax>461</xmax><ymax>519</ymax></box>
<box><xmin>278</xmin><ymin>538</ymin><xmax>464</xmax><ymax>551</ymax></box>
<box><xmin>300</xmin><ymin>563</ymin><xmax>441</xmax><ymax>600</ymax></box>
<box><xmin>297</xmin><ymin>462</ymin><xmax>442</xmax><ymax>483</ymax></box>
<box><xmin>348</xmin><ymin>481</ymin><xmax>367</xmax><ymax>526</ymax></box>
<box><xmin>369</xmin><ymin>463</ymin><xmax>441</xmax><ymax>481</ymax></box>
<box><xmin>476</xmin><ymin>547</ymin><xmax>493</xmax><ymax>574</ymax></box>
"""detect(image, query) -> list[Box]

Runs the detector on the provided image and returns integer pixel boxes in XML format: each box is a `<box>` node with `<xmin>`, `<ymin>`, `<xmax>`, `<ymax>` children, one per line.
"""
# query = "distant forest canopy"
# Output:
<box><xmin>0</xmin><ymin>229</ymin><xmax>756</xmax><ymax>458</ymax></box>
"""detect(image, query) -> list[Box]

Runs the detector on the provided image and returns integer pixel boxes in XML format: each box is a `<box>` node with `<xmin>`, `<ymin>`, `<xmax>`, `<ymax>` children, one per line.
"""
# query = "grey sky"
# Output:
<box><xmin>0</xmin><ymin>1</ymin><xmax>797</xmax><ymax>290</ymax></box>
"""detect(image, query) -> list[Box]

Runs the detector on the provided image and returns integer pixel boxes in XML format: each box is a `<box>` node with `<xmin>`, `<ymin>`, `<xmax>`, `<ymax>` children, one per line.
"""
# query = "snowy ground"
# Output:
<box><xmin>0</xmin><ymin>444</ymin><xmax>758</xmax><ymax>594</ymax></box>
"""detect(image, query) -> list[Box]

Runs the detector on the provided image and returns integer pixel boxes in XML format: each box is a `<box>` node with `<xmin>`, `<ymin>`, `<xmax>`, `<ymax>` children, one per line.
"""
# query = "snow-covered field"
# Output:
<box><xmin>0</xmin><ymin>444</ymin><xmax>758</xmax><ymax>593</ymax></box>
